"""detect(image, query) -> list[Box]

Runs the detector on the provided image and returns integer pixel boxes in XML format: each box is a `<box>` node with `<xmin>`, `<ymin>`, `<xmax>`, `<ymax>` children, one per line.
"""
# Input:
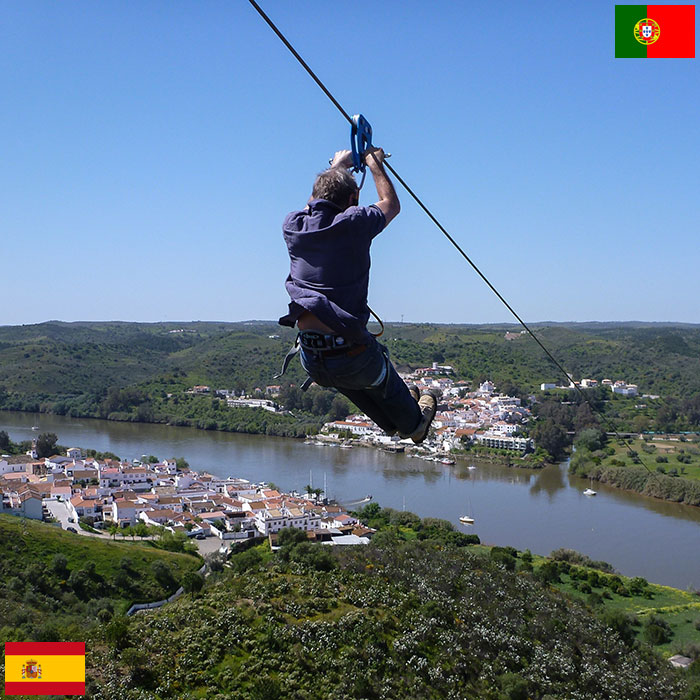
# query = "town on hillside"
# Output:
<box><xmin>0</xmin><ymin>449</ymin><xmax>374</xmax><ymax>548</ymax></box>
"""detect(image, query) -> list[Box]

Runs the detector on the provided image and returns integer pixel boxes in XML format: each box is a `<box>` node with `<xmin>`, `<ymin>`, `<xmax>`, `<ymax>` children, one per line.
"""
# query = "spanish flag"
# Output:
<box><xmin>4</xmin><ymin>642</ymin><xmax>85</xmax><ymax>696</ymax></box>
<box><xmin>615</xmin><ymin>5</ymin><xmax>695</xmax><ymax>57</ymax></box>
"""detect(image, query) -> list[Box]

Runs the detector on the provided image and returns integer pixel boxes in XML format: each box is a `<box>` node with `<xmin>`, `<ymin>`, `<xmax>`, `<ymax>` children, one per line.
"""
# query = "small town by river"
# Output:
<box><xmin>2</xmin><ymin>410</ymin><xmax>699</xmax><ymax>589</ymax></box>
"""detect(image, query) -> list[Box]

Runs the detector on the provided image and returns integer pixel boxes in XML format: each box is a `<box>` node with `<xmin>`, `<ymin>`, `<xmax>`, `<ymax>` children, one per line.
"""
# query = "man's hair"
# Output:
<box><xmin>312</xmin><ymin>167</ymin><xmax>358</xmax><ymax>208</ymax></box>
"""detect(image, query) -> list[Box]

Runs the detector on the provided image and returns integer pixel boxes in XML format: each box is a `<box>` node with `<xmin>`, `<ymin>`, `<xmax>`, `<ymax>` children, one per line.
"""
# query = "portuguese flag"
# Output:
<box><xmin>615</xmin><ymin>5</ymin><xmax>695</xmax><ymax>57</ymax></box>
<box><xmin>4</xmin><ymin>642</ymin><xmax>86</xmax><ymax>696</ymax></box>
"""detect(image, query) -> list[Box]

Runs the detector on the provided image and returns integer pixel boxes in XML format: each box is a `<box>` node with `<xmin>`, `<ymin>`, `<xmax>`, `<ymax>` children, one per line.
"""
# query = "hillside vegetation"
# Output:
<box><xmin>1</xmin><ymin>509</ymin><xmax>698</xmax><ymax>698</ymax></box>
<box><xmin>0</xmin><ymin>514</ymin><xmax>202</xmax><ymax>644</ymax></box>
<box><xmin>3</xmin><ymin>321</ymin><xmax>700</xmax><ymax>436</ymax></box>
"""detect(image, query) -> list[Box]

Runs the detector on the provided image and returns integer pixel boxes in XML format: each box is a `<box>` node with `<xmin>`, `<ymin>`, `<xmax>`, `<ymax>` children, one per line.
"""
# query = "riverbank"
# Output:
<box><xmin>3</xmin><ymin>409</ymin><xmax>700</xmax><ymax>589</ymax></box>
<box><xmin>570</xmin><ymin>449</ymin><xmax>700</xmax><ymax>508</ymax></box>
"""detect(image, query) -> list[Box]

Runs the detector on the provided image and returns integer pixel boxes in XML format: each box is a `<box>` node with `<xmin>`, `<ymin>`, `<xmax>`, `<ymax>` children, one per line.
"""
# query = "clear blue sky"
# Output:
<box><xmin>2</xmin><ymin>1</ymin><xmax>698</xmax><ymax>326</ymax></box>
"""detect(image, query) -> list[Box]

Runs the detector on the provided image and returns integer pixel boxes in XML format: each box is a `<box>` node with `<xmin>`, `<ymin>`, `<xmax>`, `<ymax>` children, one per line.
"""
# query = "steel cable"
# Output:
<box><xmin>246</xmin><ymin>0</ymin><xmax>660</xmax><ymax>483</ymax></box>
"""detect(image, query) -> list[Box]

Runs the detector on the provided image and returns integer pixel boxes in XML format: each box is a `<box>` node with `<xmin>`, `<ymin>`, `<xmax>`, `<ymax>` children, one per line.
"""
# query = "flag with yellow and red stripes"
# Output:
<box><xmin>4</xmin><ymin>642</ymin><xmax>85</xmax><ymax>696</ymax></box>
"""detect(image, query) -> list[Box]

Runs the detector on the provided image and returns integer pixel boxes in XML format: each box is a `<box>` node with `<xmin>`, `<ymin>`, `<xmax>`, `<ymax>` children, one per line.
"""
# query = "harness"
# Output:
<box><xmin>275</xmin><ymin>329</ymin><xmax>369</xmax><ymax>390</ymax></box>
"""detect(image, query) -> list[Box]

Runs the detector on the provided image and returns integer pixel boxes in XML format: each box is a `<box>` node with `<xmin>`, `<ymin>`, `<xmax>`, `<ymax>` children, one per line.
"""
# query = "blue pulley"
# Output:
<box><xmin>351</xmin><ymin>114</ymin><xmax>373</xmax><ymax>172</ymax></box>
<box><xmin>351</xmin><ymin>114</ymin><xmax>372</xmax><ymax>188</ymax></box>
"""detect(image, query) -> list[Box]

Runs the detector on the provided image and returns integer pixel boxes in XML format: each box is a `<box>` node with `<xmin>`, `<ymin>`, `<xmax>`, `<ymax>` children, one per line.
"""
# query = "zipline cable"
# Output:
<box><xmin>246</xmin><ymin>0</ymin><xmax>660</xmax><ymax>483</ymax></box>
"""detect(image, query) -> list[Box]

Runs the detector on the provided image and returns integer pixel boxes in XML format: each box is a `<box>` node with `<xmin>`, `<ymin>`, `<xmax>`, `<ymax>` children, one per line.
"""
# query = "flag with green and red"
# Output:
<box><xmin>615</xmin><ymin>5</ymin><xmax>695</xmax><ymax>57</ymax></box>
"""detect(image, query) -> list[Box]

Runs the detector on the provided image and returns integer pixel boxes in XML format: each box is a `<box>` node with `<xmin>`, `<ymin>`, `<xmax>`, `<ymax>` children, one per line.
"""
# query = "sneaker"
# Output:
<box><xmin>407</xmin><ymin>384</ymin><xmax>420</xmax><ymax>403</ymax></box>
<box><xmin>410</xmin><ymin>391</ymin><xmax>437</xmax><ymax>444</ymax></box>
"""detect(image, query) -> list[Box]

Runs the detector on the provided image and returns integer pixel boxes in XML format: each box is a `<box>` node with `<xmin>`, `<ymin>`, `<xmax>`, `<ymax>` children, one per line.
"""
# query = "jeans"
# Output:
<box><xmin>300</xmin><ymin>336</ymin><xmax>421</xmax><ymax>436</ymax></box>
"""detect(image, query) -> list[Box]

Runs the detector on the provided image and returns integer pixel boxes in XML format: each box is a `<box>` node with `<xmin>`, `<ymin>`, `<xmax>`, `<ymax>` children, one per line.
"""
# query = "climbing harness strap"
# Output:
<box><xmin>274</xmin><ymin>335</ymin><xmax>301</xmax><ymax>380</ymax></box>
<box><xmin>274</xmin><ymin>331</ymin><xmax>368</xmax><ymax>391</ymax></box>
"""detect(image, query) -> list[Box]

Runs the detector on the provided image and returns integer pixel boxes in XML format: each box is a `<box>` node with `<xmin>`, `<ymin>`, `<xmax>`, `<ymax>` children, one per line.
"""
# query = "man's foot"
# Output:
<box><xmin>408</xmin><ymin>384</ymin><xmax>420</xmax><ymax>403</ymax></box>
<box><xmin>410</xmin><ymin>391</ymin><xmax>437</xmax><ymax>444</ymax></box>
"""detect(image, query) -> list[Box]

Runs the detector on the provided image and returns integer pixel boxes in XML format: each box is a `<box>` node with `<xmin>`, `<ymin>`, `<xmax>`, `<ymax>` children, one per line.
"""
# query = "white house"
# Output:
<box><xmin>1</xmin><ymin>487</ymin><xmax>44</xmax><ymax>520</ymax></box>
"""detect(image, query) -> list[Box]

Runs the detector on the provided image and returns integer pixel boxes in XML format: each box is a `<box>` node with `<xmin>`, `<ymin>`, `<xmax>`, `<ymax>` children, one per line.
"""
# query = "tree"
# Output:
<box><xmin>35</xmin><ymin>432</ymin><xmax>58</xmax><ymax>458</ymax></box>
<box><xmin>531</xmin><ymin>420</ymin><xmax>568</xmax><ymax>460</ymax></box>
<box><xmin>181</xmin><ymin>571</ymin><xmax>204</xmax><ymax>596</ymax></box>
<box><xmin>104</xmin><ymin>616</ymin><xmax>130</xmax><ymax>650</ymax></box>
<box><xmin>151</xmin><ymin>561</ymin><xmax>176</xmax><ymax>591</ymax></box>
<box><xmin>358</xmin><ymin>502</ymin><xmax>382</xmax><ymax>521</ymax></box>
<box><xmin>51</xmin><ymin>554</ymin><xmax>69</xmax><ymax>577</ymax></box>
<box><xmin>575</xmin><ymin>428</ymin><xmax>606</xmax><ymax>453</ymax></box>
<box><xmin>0</xmin><ymin>430</ymin><xmax>11</xmax><ymax>452</ymax></box>
<box><xmin>277</xmin><ymin>527</ymin><xmax>308</xmax><ymax>548</ymax></box>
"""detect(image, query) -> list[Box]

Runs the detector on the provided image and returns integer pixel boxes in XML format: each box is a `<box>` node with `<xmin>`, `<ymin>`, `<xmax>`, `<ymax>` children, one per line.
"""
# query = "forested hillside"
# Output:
<box><xmin>1</xmin><ymin>511</ymin><xmax>697</xmax><ymax>699</ymax></box>
<box><xmin>2</xmin><ymin>321</ymin><xmax>700</xmax><ymax>436</ymax></box>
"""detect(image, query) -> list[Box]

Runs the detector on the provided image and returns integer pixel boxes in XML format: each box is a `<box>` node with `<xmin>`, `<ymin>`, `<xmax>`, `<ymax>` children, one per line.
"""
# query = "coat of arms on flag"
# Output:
<box><xmin>634</xmin><ymin>17</ymin><xmax>661</xmax><ymax>44</ymax></box>
<box><xmin>21</xmin><ymin>660</ymin><xmax>42</xmax><ymax>680</ymax></box>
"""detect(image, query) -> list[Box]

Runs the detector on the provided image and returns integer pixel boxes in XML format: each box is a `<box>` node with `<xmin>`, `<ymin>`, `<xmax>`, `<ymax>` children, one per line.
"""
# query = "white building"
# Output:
<box><xmin>324</xmin><ymin>420</ymin><xmax>375</xmax><ymax>436</ymax></box>
<box><xmin>254</xmin><ymin>506</ymin><xmax>322</xmax><ymax>536</ymax></box>
<box><xmin>476</xmin><ymin>433</ymin><xmax>533</xmax><ymax>452</ymax></box>
<box><xmin>477</xmin><ymin>381</ymin><xmax>495</xmax><ymax>396</ymax></box>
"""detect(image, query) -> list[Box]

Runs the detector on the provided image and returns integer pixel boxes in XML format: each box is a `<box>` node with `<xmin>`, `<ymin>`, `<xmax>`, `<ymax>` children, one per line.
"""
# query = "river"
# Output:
<box><xmin>2</xmin><ymin>410</ymin><xmax>699</xmax><ymax>589</ymax></box>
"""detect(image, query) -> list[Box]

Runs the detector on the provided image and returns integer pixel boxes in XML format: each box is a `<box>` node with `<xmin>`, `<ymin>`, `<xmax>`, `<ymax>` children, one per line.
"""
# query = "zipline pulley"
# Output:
<box><xmin>350</xmin><ymin>114</ymin><xmax>372</xmax><ymax>189</ymax></box>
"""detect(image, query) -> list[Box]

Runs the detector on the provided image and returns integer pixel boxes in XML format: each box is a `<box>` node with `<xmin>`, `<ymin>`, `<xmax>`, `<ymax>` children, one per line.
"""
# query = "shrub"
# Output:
<box><xmin>644</xmin><ymin>618</ymin><xmax>672</xmax><ymax>645</ymax></box>
<box><xmin>535</xmin><ymin>561</ymin><xmax>560</xmax><ymax>584</ymax></box>
<box><xmin>490</xmin><ymin>547</ymin><xmax>517</xmax><ymax>572</ymax></box>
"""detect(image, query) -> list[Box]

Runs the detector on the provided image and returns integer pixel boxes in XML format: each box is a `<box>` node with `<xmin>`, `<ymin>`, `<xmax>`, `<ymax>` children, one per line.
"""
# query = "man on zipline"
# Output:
<box><xmin>279</xmin><ymin>147</ymin><xmax>437</xmax><ymax>443</ymax></box>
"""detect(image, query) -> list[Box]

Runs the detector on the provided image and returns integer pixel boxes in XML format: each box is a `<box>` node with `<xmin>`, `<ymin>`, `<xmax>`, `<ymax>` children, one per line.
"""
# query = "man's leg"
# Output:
<box><xmin>299</xmin><ymin>339</ymin><xmax>430</xmax><ymax>439</ymax></box>
<box><xmin>365</xmin><ymin>358</ymin><xmax>422</xmax><ymax>437</ymax></box>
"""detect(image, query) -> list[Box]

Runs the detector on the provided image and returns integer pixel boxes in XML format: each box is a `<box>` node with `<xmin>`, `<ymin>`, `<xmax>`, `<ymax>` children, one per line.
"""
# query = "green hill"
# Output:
<box><xmin>3</xmin><ymin>321</ymin><xmax>700</xmax><ymax>436</ymax></box>
<box><xmin>1</xmin><ymin>510</ymin><xmax>698</xmax><ymax>698</ymax></box>
<box><xmin>82</xmin><ymin>522</ymin><xmax>696</xmax><ymax>699</ymax></box>
<box><xmin>0</xmin><ymin>514</ymin><xmax>202</xmax><ymax>644</ymax></box>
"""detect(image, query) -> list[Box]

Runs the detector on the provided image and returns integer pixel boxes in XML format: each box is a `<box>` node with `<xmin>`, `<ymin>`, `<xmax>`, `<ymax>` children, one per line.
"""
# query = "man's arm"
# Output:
<box><xmin>364</xmin><ymin>147</ymin><xmax>400</xmax><ymax>225</ymax></box>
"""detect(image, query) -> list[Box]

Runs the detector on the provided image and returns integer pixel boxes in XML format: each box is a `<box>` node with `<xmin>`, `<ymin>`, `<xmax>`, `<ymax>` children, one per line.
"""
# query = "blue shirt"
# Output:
<box><xmin>279</xmin><ymin>198</ymin><xmax>386</xmax><ymax>343</ymax></box>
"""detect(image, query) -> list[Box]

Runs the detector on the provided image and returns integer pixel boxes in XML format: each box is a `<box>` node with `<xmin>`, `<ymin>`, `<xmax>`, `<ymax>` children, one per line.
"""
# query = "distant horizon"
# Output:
<box><xmin>3</xmin><ymin>318</ymin><xmax>700</xmax><ymax>329</ymax></box>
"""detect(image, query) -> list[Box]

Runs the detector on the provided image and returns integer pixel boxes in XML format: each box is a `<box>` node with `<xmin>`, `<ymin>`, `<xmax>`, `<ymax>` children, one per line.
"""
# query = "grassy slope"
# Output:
<box><xmin>603</xmin><ymin>437</ymin><xmax>700</xmax><ymax>482</ymax></box>
<box><xmin>0</xmin><ymin>513</ymin><xmax>202</xmax><ymax>615</ymax></box>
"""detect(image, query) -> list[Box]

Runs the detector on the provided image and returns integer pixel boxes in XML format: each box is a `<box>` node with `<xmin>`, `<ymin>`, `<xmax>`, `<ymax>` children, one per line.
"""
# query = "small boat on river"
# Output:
<box><xmin>460</xmin><ymin>497</ymin><xmax>475</xmax><ymax>525</ymax></box>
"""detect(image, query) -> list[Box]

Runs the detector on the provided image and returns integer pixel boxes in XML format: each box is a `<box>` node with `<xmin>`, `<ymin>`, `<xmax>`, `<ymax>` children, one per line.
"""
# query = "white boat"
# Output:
<box><xmin>467</xmin><ymin>465</ymin><xmax>476</xmax><ymax>471</ymax></box>
<box><xmin>459</xmin><ymin>496</ymin><xmax>475</xmax><ymax>525</ymax></box>
<box><xmin>32</xmin><ymin>425</ymin><xmax>40</xmax><ymax>431</ymax></box>
<box><xmin>583</xmin><ymin>477</ymin><xmax>597</xmax><ymax>496</ymax></box>
<box><xmin>440</xmin><ymin>457</ymin><xmax>455</xmax><ymax>465</ymax></box>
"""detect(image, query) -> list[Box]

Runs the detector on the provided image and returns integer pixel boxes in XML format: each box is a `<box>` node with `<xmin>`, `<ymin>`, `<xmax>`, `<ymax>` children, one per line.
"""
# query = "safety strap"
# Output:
<box><xmin>273</xmin><ymin>335</ymin><xmax>314</xmax><ymax>391</ymax></box>
<box><xmin>274</xmin><ymin>335</ymin><xmax>300</xmax><ymax>380</ymax></box>
<box><xmin>368</xmin><ymin>305</ymin><xmax>384</xmax><ymax>338</ymax></box>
